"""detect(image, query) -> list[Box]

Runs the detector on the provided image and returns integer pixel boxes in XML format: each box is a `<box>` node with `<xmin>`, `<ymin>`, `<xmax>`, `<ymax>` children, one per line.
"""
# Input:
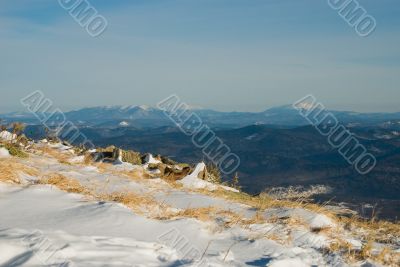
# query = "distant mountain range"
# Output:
<box><xmin>2</xmin><ymin>105</ymin><xmax>400</xmax><ymax>129</ymax></box>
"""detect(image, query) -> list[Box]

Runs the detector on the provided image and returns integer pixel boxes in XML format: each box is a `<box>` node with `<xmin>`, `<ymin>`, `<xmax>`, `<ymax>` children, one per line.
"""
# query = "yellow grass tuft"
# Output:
<box><xmin>38</xmin><ymin>173</ymin><xmax>89</xmax><ymax>195</ymax></box>
<box><xmin>2</xmin><ymin>143</ymin><xmax>28</xmax><ymax>158</ymax></box>
<box><xmin>0</xmin><ymin>158</ymin><xmax>39</xmax><ymax>184</ymax></box>
<box><xmin>83</xmin><ymin>152</ymin><xmax>94</xmax><ymax>165</ymax></box>
<box><xmin>176</xmin><ymin>206</ymin><xmax>218</xmax><ymax>221</ymax></box>
<box><xmin>37</xmin><ymin>173</ymin><xmax>163</xmax><ymax>216</ymax></box>
<box><xmin>110</xmin><ymin>168</ymin><xmax>151</xmax><ymax>181</ymax></box>
<box><xmin>34</xmin><ymin>146</ymin><xmax>71</xmax><ymax>164</ymax></box>
<box><xmin>100</xmin><ymin>191</ymin><xmax>159</xmax><ymax>215</ymax></box>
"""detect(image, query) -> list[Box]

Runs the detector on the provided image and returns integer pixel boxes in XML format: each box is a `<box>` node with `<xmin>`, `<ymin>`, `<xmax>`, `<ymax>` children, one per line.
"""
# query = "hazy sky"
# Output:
<box><xmin>0</xmin><ymin>0</ymin><xmax>399</xmax><ymax>113</ymax></box>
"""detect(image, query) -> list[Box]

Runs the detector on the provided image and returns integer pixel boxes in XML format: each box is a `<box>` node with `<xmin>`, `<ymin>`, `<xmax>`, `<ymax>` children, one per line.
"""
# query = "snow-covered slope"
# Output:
<box><xmin>0</xmin><ymin>143</ymin><xmax>398</xmax><ymax>267</ymax></box>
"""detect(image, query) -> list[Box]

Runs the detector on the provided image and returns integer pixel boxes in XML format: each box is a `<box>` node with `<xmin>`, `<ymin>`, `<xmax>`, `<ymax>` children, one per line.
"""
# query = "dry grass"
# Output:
<box><xmin>174</xmin><ymin>206</ymin><xmax>217</xmax><ymax>221</ymax></box>
<box><xmin>100</xmin><ymin>191</ymin><xmax>160</xmax><ymax>215</ymax></box>
<box><xmin>34</xmin><ymin>145</ymin><xmax>71</xmax><ymax>164</ymax></box>
<box><xmin>2</xmin><ymin>143</ymin><xmax>28</xmax><ymax>158</ymax></box>
<box><xmin>375</xmin><ymin>247</ymin><xmax>400</xmax><ymax>266</ymax></box>
<box><xmin>83</xmin><ymin>152</ymin><xmax>94</xmax><ymax>165</ymax></box>
<box><xmin>263</xmin><ymin>232</ymin><xmax>288</xmax><ymax>245</ymax></box>
<box><xmin>200</xmin><ymin>188</ymin><xmax>343</xmax><ymax>225</ymax></box>
<box><xmin>340</xmin><ymin>216</ymin><xmax>400</xmax><ymax>244</ymax></box>
<box><xmin>111</xmin><ymin>168</ymin><xmax>151</xmax><ymax>181</ymax></box>
<box><xmin>37</xmin><ymin>172</ymin><xmax>164</xmax><ymax>217</ymax></box>
<box><xmin>199</xmin><ymin>189</ymin><xmax>298</xmax><ymax>211</ymax></box>
<box><xmin>156</xmin><ymin>206</ymin><xmax>244</xmax><ymax>227</ymax></box>
<box><xmin>195</xmin><ymin>186</ymin><xmax>400</xmax><ymax>265</ymax></box>
<box><xmin>328</xmin><ymin>238</ymin><xmax>400</xmax><ymax>267</ymax></box>
<box><xmin>246</xmin><ymin>211</ymin><xmax>265</xmax><ymax>225</ymax></box>
<box><xmin>335</xmin><ymin>215</ymin><xmax>400</xmax><ymax>265</ymax></box>
<box><xmin>38</xmin><ymin>173</ymin><xmax>89</xmax><ymax>195</ymax></box>
<box><xmin>0</xmin><ymin>158</ymin><xmax>39</xmax><ymax>184</ymax></box>
<box><xmin>159</xmin><ymin>173</ymin><xmax>184</xmax><ymax>189</ymax></box>
<box><xmin>93</xmin><ymin>162</ymin><xmax>110</xmax><ymax>173</ymax></box>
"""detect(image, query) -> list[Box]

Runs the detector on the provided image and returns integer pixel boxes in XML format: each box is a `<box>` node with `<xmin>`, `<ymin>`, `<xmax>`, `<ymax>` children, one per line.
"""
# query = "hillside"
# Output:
<box><xmin>64</xmin><ymin>124</ymin><xmax>400</xmax><ymax>221</ymax></box>
<box><xmin>0</xmin><ymin>139</ymin><xmax>399</xmax><ymax>266</ymax></box>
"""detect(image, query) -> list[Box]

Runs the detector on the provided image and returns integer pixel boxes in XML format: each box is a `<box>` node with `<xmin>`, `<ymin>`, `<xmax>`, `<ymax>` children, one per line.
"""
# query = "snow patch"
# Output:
<box><xmin>0</xmin><ymin>147</ymin><xmax>10</xmax><ymax>158</ymax></box>
<box><xmin>179</xmin><ymin>163</ymin><xmax>218</xmax><ymax>190</ymax></box>
<box><xmin>143</xmin><ymin>154</ymin><xmax>161</xmax><ymax>165</ymax></box>
<box><xmin>309</xmin><ymin>214</ymin><xmax>335</xmax><ymax>230</ymax></box>
<box><xmin>0</xmin><ymin>131</ymin><xmax>17</xmax><ymax>142</ymax></box>
<box><xmin>69</xmin><ymin>155</ymin><xmax>85</xmax><ymax>164</ymax></box>
<box><xmin>245</xmin><ymin>133</ymin><xmax>258</xmax><ymax>140</ymax></box>
<box><xmin>48</xmin><ymin>142</ymin><xmax>73</xmax><ymax>151</ymax></box>
<box><xmin>220</xmin><ymin>185</ymin><xmax>240</xmax><ymax>193</ymax></box>
<box><xmin>269</xmin><ymin>258</ymin><xmax>309</xmax><ymax>267</ymax></box>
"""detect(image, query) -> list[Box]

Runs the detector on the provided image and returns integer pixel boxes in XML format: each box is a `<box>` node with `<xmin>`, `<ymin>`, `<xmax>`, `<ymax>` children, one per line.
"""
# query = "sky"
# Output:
<box><xmin>0</xmin><ymin>0</ymin><xmax>399</xmax><ymax>113</ymax></box>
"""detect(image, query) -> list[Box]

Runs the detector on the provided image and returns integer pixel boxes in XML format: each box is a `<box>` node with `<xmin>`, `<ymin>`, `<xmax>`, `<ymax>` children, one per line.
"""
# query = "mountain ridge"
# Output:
<box><xmin>2</xmin><ymin>104</ymin><xmax>400</xmax><ymax>128</ymax></box>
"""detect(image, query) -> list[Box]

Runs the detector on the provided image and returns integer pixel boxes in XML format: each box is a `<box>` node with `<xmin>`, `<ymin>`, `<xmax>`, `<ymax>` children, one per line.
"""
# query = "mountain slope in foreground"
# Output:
<box><xmin>0</xmin><ymin>141</ymin><xmax>399</xmax><ymax>267</ymax></box>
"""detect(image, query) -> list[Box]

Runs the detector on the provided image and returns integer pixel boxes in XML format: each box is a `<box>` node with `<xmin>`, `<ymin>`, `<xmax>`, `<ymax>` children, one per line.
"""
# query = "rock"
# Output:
<box><xmin>113</xmin><ymin>148</ymin><xmax>123</xmax><ymax>164</ymax></box>
<box><xmin>160</xmin><ymin>156</ymin><xmax>177</xmax><ymax>165</ymax></box>
<box><xmin>62</xmin><ymin>140</ymin><xmax>72</xmax><ymax>147</ymax></box>
<box><xmin>91</xmin><ymin>147</ymin><xmax>127</xmax><ymax>163</ymax></box>
<box><xmin>162</xmin><ymin>165</ymin><xmax>192</xmax><ymax>181</ymax></box>
<box><xmin>148</xmin><ymin>163</ymin><xmax>162</xmax><ymax>170</ymax></box>
<box><xmin>146</xmin><ymin>162</ymin><xmax>192</xmax><ymax>180</ymax></box>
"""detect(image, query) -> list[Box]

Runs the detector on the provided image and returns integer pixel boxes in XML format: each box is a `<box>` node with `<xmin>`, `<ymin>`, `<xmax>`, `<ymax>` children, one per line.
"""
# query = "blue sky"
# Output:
<box><xmin>0</xmin><ymin>0</ymin><xmax>399</xmax><ymax>112</ymax></box>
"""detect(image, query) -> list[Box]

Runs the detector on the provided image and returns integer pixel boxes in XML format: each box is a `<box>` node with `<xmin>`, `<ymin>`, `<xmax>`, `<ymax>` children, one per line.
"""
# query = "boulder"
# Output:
<box><xmin>146</xmin><ymin>162</ymin><xmax>193</xmax><ymax>181</ymax></box>
<box><xmin>142</xmin><ymin>153</ymin><xmax>162</xmax><ymax>164</ymax></box>
<box><xmin>162</xmin><ymin>165</ymin><xmax>192</xmax><ymax>181</ymax></box>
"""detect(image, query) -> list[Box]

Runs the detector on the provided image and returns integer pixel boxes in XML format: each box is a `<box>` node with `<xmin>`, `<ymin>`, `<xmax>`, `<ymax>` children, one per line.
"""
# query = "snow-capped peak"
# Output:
<box><xmin>294</xmin><ymin>101</ymin><xmax>318</xmax><ymax>111</ymax></box>
<box><xmin>138</xmin><ymin>105</ymin><xmax>152</xmax><ymax>111</ymax></box>
<box><xmin>119</xmin><ymin>121</ymin><xmax>129</xmax><ymax>126</ymax></box>
<box><xmin>120</xmin><ymin>105</ymin><xmax>155</xmax><ymax>112</ymax></box>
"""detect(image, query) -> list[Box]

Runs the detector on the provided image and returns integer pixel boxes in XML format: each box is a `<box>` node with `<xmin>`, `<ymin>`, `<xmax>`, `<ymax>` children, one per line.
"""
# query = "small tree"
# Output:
<box><xmin>206</xmin><ymin>163</ymin><xmax>221</xmax><ymax>184</ymax></box>
<box><xmin>231</xmin><ymin>172</ymin><xmax>241</xmax><ymax>190</ymax></box>
<box><xmin>12</xmin><ymin>122</ymin><xmax>26</xmax><ymax>136</ymax></box>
